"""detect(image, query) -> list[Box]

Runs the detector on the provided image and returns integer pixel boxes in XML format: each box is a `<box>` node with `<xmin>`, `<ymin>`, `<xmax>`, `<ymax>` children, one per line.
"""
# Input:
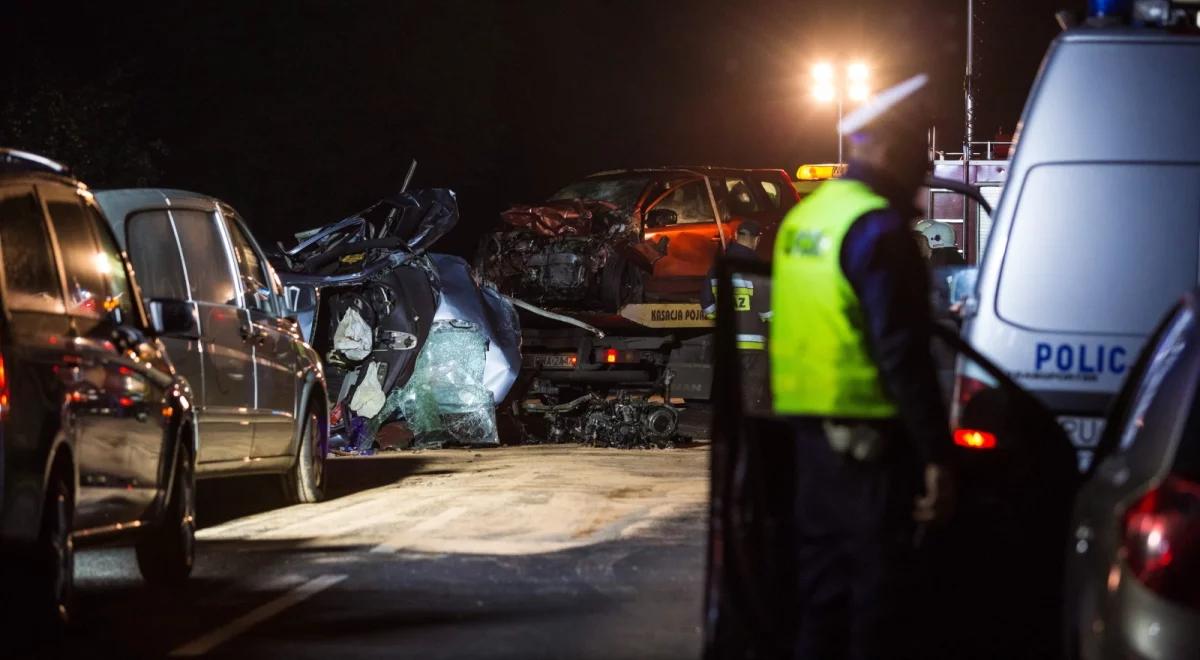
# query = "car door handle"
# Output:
<box><xmin>710</xmin><ymin>235</ymin><xmax>723</xmax><ymax>242</ymax></box>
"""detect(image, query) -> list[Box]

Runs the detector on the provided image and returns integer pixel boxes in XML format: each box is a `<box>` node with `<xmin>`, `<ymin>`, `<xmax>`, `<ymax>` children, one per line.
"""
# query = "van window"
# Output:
<box><xmin>126</xmin><ymin>210</ymin><xmax>188</xmax><ymax>301</ymax></box>
<box><xmin>223</xmin><ymin>216</ymin><xmax>275</xmax><ymax>315</ymax></box>
<box><xmin>997</xmin><ymin>163</ymin><xmax>1200</xmax><ymax>335</ymax></box>
<box><xmin>172</xmin><ymin>210</ymin><xmax>237</xmax><ymax>306</ymax></box>
<box><xmin>0</xmin><ymin>189</ymin><xmax>64</xmax><ymax>314</ymax></box>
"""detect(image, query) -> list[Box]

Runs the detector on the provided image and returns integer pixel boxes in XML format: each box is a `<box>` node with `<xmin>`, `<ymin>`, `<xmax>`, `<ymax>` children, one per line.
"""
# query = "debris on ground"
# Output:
<box><xmin>523</xmin><ymin>393</ymin><xmax>680</xmax><ymax>449</ymax></box>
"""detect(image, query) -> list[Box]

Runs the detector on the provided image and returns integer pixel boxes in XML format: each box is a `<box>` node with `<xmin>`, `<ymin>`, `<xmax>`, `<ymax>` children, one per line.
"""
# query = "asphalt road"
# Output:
<box><xmin>57</xmin><ymin>445</ymin><xmax>710</xmax><ymax>659</ymax></box>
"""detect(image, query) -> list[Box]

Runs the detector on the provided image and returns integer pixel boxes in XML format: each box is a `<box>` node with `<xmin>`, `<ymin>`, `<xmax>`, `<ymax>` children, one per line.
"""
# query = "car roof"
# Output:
<box><xmin>584</xmin><ymin>166</ymin><xmax>785</xmax><ymax>179</ymax></box>
<box><xmin>0</xmin><ymin>149</ymin><xmax>81</xmax><ymax>189</ymax></box>
<box><xmin>1060</xmin><ymin>26</ymin><xmax>1200</xmax><ymax>45</ymax></box>
<box><xmin>94</xmin><ymin>188</ymin><xmax>225</xmax><ymax>249</ymax></box>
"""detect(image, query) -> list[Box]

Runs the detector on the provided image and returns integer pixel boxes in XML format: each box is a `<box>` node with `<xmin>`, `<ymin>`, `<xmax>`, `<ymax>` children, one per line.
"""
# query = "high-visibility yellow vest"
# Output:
<box><xmin>770</xmin><ymin>179</ymin><xmax>898</xmax><ymax>417</ymax></box>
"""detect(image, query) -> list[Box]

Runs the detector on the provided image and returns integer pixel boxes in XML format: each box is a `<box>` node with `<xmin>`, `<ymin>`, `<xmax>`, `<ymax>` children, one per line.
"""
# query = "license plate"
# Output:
<box><xmin>1057</xmin><ymin>416</ymin><xmax>1105</xmax><ymax>449</ymax></box>
<box><xmin>524</xmin><ymin>353</ymin><xmax>577</xmax><ymax>370</ymax></box>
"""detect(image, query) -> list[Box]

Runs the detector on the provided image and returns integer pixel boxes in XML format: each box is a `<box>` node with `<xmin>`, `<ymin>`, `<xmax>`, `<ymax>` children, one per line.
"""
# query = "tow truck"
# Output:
<box><xmin>480</xmin><ymin>166</ymin><xmax>798</xmax><ymax>444</ymax></box>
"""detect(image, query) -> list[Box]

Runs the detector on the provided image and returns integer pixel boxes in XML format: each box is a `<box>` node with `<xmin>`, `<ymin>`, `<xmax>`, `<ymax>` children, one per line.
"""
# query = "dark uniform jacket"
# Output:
<box><xmin>838</xmin><ymin>164</ymin><xmax>953</xmax><ymax>464</ymax></box>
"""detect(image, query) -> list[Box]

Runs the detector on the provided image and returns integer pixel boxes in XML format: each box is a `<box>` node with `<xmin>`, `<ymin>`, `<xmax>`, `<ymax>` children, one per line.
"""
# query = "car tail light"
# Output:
<box><xmin>597</xmin><ymin>348</ymin><xmax>637</xmax><ymax>365</ymax></box>
<box><xmin>1123</xmin><ymin>474</ymin><xmax>1200</xmax><ymax>609</ymax></box>
<box><xmin>951</xmin><ymin>372</ymin><xmax>999</xmax><ymax>451</ymax></box>
<box><xmin>0</xmin><ymin>352</ymin><xmax>8</xmax><ymax>418</ymax></box>
<box><xmin>954</xmin><ymin>428</ymin><xmax>997</xmax><ymax>450</ymax></box>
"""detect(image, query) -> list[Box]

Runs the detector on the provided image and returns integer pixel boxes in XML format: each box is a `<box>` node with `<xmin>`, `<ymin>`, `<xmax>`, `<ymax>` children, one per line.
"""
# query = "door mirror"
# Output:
<box><xmin>645</xmin><ymin>208</ymin><xmax>678</xmax><ymax>228</ymax></box>
<box><xmin>148</xmin><ymin>298</ymin><xmax>201</xmax><ymax>339</ymax></box>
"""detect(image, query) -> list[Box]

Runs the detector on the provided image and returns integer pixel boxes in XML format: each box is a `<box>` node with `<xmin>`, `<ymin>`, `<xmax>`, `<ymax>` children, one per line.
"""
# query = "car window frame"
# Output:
<box><xmin>82</xmin><ymin>197</ymin><xmax>148</xmax><ymax>329</ymax></box>
<box><xmin>720</xmin><ymin>176</ymin><xmax>762</xmax><ymax>217</ymax></box>
<box><xmin>644</xmin><ymin>176</ymin><xmax>720</xmax><ymax>225</ymax></box>
<box><xmin>754</xmin><ymin>176</ymin><xmax>784</xmax><ymax>210</ymax></box>
<box><xmin>220</xmin><ymin>207</ymin><xmax>280</xmax><ymax>318</ymax></box>
<box><xmin>0</xmin><ymin>183</ymin><xmax>67</xmax><ymax>317</ymax></box>
<box><xmin>39</xmin><ymin>185</ymin><xmax>127</xmax><ymax>325</ymax></box>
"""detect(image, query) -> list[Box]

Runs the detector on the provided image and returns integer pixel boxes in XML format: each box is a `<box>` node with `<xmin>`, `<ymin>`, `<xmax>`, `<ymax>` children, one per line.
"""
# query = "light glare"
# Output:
<box><xmin>847</xmin><ymin>62</ymin><xmax>870</xmax><ymax>82</ymax></box>
<box><xmin>811</xmin><ymin>62</ymin><xmax>834</xmax><ymax>81</ymax></box>
<box><xmin>848</xmin><ymin>83</ymin><xmax>870</xmax><ymax>102</ymax></box>
<box><xmin>812</xmin><ymin>84</ymin><xmax>836</xmax><ymax>102</ymax></box>
<box><xmin>93</xmin><ymin>252</ymin><xmax>111</xmax><ymax>275</ymax></box>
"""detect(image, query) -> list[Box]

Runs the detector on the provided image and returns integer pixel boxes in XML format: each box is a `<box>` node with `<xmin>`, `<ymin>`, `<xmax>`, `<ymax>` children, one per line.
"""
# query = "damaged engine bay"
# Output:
<box><xmin>476</xmin><ymin>199</ymin><xmax>665</xmax><ymax>311</ymax></box>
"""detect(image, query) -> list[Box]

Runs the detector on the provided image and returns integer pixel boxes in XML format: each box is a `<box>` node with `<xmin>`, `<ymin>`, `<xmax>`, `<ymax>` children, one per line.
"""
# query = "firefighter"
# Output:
<box><xmin>770</xmin><ymin>74</ymin><xmax>955</xmax><ymax>659</ymax></box>
<box><xmin>915</xmin><ymin>219</ymin><xmax>966</xmax><ymax>267</ymax></box>
<box><xmin>702</xmin><ymin>220</ymin><xmax>771</xmax><ymax>413</ymax></box>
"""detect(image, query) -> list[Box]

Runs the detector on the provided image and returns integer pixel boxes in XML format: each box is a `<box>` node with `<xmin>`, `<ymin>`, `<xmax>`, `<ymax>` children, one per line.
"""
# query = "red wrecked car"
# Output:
<box><xmin>478</xmin><ymin>167</ymin><xmax>799</xmax><ymax>310</ymax></box>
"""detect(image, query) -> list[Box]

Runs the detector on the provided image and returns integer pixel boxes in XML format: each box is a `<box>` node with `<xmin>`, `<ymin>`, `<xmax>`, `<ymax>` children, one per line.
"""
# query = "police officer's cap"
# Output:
<box><xmin>737</xmin><ymin>220</ymin><xmax>763</xmax><ymax>237</ymax></box>
<box><xmin>838</xmin><ymin>74</ymin><xmax>929</xmax><ymax>139</ymax></box>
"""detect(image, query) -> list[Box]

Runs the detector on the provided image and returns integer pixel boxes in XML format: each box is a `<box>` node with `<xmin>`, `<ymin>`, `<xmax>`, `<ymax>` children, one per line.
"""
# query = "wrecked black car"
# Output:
<box><xmin>273</xmin><ymin>189</ymin><xmax>521</xmax><ymax>453</ymax></box>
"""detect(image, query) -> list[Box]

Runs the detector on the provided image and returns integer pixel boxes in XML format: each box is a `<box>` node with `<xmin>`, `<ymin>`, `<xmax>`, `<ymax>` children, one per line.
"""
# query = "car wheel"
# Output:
<box><xmin>282</xmin><ymin>407</ymin><xmax>326</xmax><ymax>504</ymax></box>
<box><xmin>39</xmin><ymin>469</ymin><xmax>75</xmax><ymax>632</ymax></box>
<box><xmin>136</xmin><ymin>435</ymin><xmax>196</xmax><ymax>586</ymax></box>
<box><xmin>0</xmin><ymin>466</ymin><xmax>74</xmax><ymax>646</ymax></box>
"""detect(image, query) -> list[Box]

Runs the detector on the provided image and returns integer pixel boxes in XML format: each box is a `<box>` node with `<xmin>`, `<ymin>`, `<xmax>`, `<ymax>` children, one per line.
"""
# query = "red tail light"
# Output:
<box><xmin>954</xmin><ymin>428</ymin><xmax>997</xmax><ymax>450</ymax></box>
<box><xmin>1123</xmin><ymin>475</ymin><xmax>1200</xmax><ymax>609</ymax></box>
<box><xmin>0</xmin><ymin>353</ymin><xmax>8</xmax><ymax>418</ymax></box>
<box><xmin>605</xmin><ymin>349</ymin><xmax>618</xmax><ymax>364</ymax></box>
<box><xmin>951</xmin><ymin>372</ymin><xmax>1000</xmax><ymax>450</ymax></box>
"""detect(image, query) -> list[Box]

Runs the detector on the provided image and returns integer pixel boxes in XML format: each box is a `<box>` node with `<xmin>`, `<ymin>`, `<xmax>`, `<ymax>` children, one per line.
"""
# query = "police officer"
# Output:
<box><xmin>770</xmin><ymin>74</ymin><xmax>955</xmax><ymax>659</ymax></box>
<box><xmin>702</xmin><ymin>220</ymin><xmax>771</xmax><ymax>412</ymax></box>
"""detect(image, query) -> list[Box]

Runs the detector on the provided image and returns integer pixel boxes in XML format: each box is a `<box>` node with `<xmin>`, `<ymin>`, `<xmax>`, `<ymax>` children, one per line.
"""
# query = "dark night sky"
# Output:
<box><xmin>3</xmin><ymin>0</ymin><xmax>1062</xmax><ymax>257</ymax></box>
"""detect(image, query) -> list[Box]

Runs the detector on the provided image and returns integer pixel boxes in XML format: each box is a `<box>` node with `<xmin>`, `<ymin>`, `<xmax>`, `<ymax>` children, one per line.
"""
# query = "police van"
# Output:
<box><xmin>956</xmin><ymin>2</ymin><xmax>1200</xmax><ymax>471</ymax></box>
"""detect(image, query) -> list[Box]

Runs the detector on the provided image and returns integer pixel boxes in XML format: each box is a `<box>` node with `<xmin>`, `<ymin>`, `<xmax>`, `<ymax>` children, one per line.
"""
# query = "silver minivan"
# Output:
<box><xmin>958</xmin><ymin>25</ymin><xmax>1200</xmax><ymax>471</ymax></box>
<box><xmin>96</xmin><ymin>189</ymin><xmax>329</xmax><ymax>502</ymax></box>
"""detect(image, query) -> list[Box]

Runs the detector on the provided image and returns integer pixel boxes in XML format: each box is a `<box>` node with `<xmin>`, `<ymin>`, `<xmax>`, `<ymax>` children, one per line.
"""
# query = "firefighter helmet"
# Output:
<box><xmin>915</xmin><ymin>220</ymin><xmax>956</xmax><ymax>250</ymax></box>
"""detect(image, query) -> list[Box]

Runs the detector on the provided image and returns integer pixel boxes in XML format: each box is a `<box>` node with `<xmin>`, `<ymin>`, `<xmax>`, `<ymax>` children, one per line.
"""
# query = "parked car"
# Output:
<box><xmin>1067</xmin><ymin>290</ymin><xmax>1200</xmax><ymax>660</ymax></box>
<box><xmin>94</xmin><ymin>189</ymin><xmax>328</xmax><ymax>502</ymax></box>
<box><xmin>478</xmin><ymin>166</ymin><xmax>800</xmax><ymax>308</ymax></box>
<box><xmin>955</xmin><ymin>20</ymin><xmax>1200</xmax><ymax>473</ymax></box>
<box><xmin>0</xmin><ymin>150</ymin><xmax>198</xmax><ymax>631</ymax></box>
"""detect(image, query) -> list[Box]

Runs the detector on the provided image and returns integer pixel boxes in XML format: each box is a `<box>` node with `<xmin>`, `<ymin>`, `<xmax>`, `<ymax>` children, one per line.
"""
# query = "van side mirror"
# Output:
<box><xmin>645</xmin><ymin>209</ymin><xmax>678</xmax><ymax>228</ymax></box>
<box><xmin>148</xmin><ymin>298</ymin><xmax>200</xmax><ymax>339</ymax></box>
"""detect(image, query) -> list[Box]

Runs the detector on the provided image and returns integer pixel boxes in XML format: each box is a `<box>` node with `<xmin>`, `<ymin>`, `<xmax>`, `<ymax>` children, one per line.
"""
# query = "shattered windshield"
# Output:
<box><xmin>549</xmin><ymin>176</ymin><xmax>650</xmax><ymax>210</ymax></box>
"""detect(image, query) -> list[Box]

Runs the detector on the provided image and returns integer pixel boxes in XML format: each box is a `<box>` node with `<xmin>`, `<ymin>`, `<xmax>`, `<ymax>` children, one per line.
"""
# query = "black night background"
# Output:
<box><xmin>2</xmin><ymin>0</ymin><xmax>1061</xmax><ymax>257</ymax></box>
